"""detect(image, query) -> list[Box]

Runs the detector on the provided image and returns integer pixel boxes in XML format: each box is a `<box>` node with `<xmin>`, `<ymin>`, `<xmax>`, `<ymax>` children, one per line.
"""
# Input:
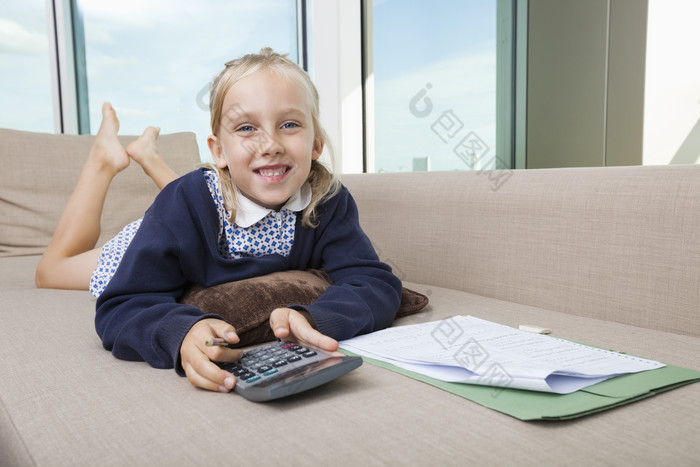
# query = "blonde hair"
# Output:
<box><xmin>207</xmin><ymin>47</ymin><xmax>340</xmax><ymax>228</ymax></box>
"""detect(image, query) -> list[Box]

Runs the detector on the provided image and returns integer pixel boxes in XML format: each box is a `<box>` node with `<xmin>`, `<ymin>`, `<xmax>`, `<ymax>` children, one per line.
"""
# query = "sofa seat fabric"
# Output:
<box><xmin>1</xmin><ymin>255</ymin><xmax>699</xmax><ymax>466</ymax></box>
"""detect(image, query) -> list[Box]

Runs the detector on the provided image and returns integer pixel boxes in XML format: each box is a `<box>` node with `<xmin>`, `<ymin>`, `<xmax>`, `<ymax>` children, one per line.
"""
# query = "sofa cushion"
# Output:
<box><xmin>180</xmin><ymin>269</ymin><xmax>429</xmax><ymax>346</ymax></box>
<box><xmin>0</xmin><ymin>128</ymin><xmax>200</xmax><ymax>257</ymax></box>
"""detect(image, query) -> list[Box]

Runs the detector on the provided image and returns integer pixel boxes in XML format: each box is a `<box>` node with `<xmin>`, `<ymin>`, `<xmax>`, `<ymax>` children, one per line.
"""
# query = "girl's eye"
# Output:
<box><xmin>282</xmin><ymin>122</ymin><xmax>299</xmax><ymax>129</ymax></box>
<box><xmin>237</xmin><ymin>125</ymin><xmax>255</xmax><ymax>132</ymax></box>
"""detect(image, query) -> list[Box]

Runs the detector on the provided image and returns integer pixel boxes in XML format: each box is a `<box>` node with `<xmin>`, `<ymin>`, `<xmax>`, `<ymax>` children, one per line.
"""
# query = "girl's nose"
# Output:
<box><xmin>258</xmin><ymin>129</ymin><xmax>283</xmax><ymax>157</ymax></box>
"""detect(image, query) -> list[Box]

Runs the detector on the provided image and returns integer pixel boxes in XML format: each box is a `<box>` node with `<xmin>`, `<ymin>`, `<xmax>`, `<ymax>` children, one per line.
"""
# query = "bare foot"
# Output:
<box><xmin>88</xmin><ymin>102</ymin><xmax>130</xmax><ymax>175</ymax></box>
<box><xmin>126</xmin><ymin>126</ymin><xmax>161</xmax><ymax>168</ymax></box>
<box><xmin>127</xmin><ymin>125</ymin><xmax>178</xmax><ymax>190</ymax></box>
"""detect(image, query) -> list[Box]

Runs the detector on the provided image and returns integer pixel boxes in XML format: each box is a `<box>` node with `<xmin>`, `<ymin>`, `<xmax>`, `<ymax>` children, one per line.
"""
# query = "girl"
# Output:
<box><xmin>44</xmin><ymin>48</ymin><xmax>402</xmax><ymax>393</ymax></box>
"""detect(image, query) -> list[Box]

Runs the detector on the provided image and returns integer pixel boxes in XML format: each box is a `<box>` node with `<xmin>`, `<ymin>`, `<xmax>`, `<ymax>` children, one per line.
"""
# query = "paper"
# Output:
<box><xmin>340</xmin><ymin>349</ymin><xmax>700</xmax><ymax>420</ymax></box>
<box><xmin>339</xmin><ymin>316</ymin><xmax>665</xmax><ymax>394</ymax></box>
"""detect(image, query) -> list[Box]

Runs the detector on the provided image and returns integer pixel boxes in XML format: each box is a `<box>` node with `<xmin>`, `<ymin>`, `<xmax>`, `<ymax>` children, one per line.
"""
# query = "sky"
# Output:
<box><xmin>371</xmin><ymin>0</ymin><xmax>497</xmax><ymax>172</ymax></box>
<box><xmin>0</xmin><ymin>0</ymin><xmax>54</xmax><ymax>132</ymax></box>
<box><xmin>0</xmin><ymin>0</ymin><xmax>498</xmax><ymax>171</ymax></box>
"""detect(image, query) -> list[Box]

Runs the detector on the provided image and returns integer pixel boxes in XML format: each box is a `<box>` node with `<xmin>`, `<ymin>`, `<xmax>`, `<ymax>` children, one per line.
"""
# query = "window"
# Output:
<box><xmin>1</xmin><ymin>0</ymin><xmax>524</xmax><ymax>172</ymax></box>
<box><xmin>0</xmin><ymin>0</ymin><xmax>54</xmax><ymax>132</ymax></box>
<box><xmin>364</xmin><ymin>0</ymin><xmax>521</xmax><ymax>172</ymax></box>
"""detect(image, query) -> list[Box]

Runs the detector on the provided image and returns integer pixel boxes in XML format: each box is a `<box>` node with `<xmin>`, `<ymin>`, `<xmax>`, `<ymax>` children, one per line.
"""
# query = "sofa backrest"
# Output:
<box><xmin>0</xmin><ymin>128</ymin><xmax>201</xmax><ymax>257</ymax></box>
<box><xmin>341</xmin><ymin>165</ymin><xmax>700</xmax><ymax>337</ymax></box>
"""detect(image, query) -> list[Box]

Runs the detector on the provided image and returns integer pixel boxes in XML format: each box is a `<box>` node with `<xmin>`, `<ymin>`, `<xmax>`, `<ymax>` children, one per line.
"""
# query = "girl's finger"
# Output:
<box><xmin>184</xmin><ymin>354</ymin><xmax>236</xmax><ymax>392</ymax></box>
<box><xmin>270</xmin><ymin>308</ymin><xmax>338</xmax><ymax>352</ymax></box>
<box><xmin>204</xmin><ymin>344</ymin><xmax>243</xmax><ymax>363</ymax></box>
<box><xmin>208</xmin><ymin>320</ymin><xmax>240</xmax><ymax>346</ymax></box>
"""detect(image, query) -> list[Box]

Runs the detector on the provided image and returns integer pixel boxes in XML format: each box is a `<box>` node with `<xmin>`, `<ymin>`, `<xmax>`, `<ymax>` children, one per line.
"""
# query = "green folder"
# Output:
<box><xmin>341</xmin><ymin>350</ymin><xmax>700</xmax><ymax>421</ymax></box>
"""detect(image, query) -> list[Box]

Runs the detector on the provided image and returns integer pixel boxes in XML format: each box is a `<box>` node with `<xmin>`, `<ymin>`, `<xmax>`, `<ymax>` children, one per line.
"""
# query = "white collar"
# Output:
<box><xmin>234</xmin><ymin>182</ymin><xmax>312</xmax><ymax>227</ymax></box>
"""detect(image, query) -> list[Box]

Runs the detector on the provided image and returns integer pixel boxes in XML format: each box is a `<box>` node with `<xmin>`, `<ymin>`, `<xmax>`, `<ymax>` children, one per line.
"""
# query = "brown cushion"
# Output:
<box><xmin>0</xmin><ymin>127</ymin><xmax>200</xmax><ymax>257</ymax></box>
<box><xmin>180</xmin><ymin>269</ymin><xmax>429</xmax><ymax>347</ymax></box>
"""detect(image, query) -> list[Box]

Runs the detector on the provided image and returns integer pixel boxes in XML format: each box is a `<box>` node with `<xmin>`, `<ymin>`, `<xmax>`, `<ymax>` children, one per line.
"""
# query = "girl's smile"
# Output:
<box><xmin>254</xmin><ymin>164</ymin><xmax>290</xmax><ymax>181</ymax></box>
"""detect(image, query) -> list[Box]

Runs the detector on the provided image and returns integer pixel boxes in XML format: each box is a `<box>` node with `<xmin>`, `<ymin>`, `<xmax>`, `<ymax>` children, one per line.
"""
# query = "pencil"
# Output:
<box><xmin>205</xmin><ymin>337</ymin><xmax>230</xmax><ymax>347</ymax></box>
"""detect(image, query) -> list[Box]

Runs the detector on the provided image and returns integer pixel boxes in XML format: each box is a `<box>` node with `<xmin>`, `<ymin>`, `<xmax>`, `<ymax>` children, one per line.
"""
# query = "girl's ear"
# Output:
<box><xmin>311</xmin><ymin>137</ymin><xmax>324</xmax><ymax>161</ymax></box>
<box><xmin>208</xmin><ymin>135</ymin><xmax>228</xmax><ymax>169</ymax></box>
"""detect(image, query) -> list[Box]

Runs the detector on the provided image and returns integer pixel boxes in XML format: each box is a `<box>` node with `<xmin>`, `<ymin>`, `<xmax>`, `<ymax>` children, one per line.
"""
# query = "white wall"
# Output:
<box><xmin>307</xmin><ymin>0</ymin><xmax>364</xmax><ymax>174</ymax></box>
<box><xmin>643</xmin><ymin>0</ymin><xmax>700</xmax><ymax>165</ymax></box>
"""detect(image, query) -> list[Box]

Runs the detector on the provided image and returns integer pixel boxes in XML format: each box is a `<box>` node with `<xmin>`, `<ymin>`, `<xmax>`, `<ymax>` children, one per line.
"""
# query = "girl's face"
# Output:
<box><xmin>208</xmin><ymin>69</ymin><xmax>323</xmax><ymax>210</ymax></box>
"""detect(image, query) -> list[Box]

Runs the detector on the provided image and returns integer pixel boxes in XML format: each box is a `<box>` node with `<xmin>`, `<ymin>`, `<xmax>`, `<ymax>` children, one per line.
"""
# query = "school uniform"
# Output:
<box><xmin>95</xmin><ymin>168</ymin><xmax>402</xmax><ymax>374</ymax></box>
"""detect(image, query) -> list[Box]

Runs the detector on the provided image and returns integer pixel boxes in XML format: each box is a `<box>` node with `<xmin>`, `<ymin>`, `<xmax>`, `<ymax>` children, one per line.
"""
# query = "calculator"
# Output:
<box><xmin>217</xmin><ymin>341</ymin><xmax>363</xmax><ymax>402</ymax></box>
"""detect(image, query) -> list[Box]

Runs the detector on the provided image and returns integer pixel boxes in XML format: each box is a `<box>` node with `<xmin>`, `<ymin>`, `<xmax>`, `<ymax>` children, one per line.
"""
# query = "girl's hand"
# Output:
<box><xmin>269</xmin><ymin>308</ymin><xmax>339</xmax><ymax>353</ymax></box>
<box><xmin>180</xmin><ymin>318</ymin><xmax>242</xmax><ymax>392</ymax></box>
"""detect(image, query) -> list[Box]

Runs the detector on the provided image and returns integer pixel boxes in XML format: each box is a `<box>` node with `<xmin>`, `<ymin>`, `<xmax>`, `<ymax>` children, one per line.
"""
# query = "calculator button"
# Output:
<box><xmin>286</xmin><ymin>355</ymin><xmax>302</xmax><ymax>363</ymax></box>
<box><xmin>245</xmin><ymin>375</ymin><xmax>261</xmax><ymax>383</ymax></box>
<box><xmin>263</xmin><ymin>368</ymin><xmax>279</xmax><ymax>376</ymax></box>
<box><xmin>273</xmin><ymin>360</ymin><xmax>288</xmax><ymax>367</ymax></box>
<box><xmin>256</xmin><ymin>365</ymin><xmax>273</xmax><ymax>374</ymax></box>
<box><xmin>302</xmin><ymin>350</ymin><xmax>317</xmax><ymax>358</ymax></box>
<box><xmin>294</xmin><ymin>346</ymin><xmax>309</xmax><ymax>354</ymax></box>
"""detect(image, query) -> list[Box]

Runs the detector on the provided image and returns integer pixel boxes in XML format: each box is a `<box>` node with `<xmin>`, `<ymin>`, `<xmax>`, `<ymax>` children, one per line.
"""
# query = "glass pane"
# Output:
<box><xmin>0</xmin><ymin>0</ymin><xmax>54</xmax><ymax>132</ymax></box>
<box><xmin>368</xmin><ymin>0</ymin><xmax>503</xmax><ymax>172</ymax></box>
<box><xmin>76</xmin><ymin>0</ymin><xmax>299</xmax><ymax>161</ymax></box>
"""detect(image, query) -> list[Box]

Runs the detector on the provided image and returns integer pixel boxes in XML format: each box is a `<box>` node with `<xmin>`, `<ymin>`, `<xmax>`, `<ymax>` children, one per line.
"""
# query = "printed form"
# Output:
<box><xmin>339</xmin><ymin>316</ymin><xmax>664</xmax><ymax>394</ymax></box>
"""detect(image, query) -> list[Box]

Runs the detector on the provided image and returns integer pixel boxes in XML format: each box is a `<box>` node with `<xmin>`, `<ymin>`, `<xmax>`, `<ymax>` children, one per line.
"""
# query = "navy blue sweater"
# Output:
<box><xmin>95</xmin><ymin>169</ymin><xmax>402</xmax><ymax>373</ymax></box>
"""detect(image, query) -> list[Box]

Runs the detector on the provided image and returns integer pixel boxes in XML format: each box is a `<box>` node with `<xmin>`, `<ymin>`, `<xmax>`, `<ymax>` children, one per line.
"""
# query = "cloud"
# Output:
<box><xmin>77</xmin><ymin>0</ymin><xmax>290</xmax><ymax>30</ymax></box>
<box><xmin>139</xmin><ymin>85</ymin><xmax>176</xmax><ymax>96</ymax></box>
<box><xmin>77</xmin><ymin>0</ymin><xmax>169</xmax><ymax>28</ymax></box>
<box><xmin>84</xmin><ymin>27</ymin><xmax>115</xmax><ymax>46</ymax></box>
<box><xmin>0</xmin><ymin>18</ymin><xmax>48</xmax><ymax>55</ymax></box>
<box><xmin>106</xmin><ymin>105</ymin><xmax>155</xmax><ymax>120</ymax></box>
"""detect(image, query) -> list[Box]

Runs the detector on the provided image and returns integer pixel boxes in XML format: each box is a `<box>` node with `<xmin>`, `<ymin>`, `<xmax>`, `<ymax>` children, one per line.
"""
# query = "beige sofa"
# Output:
<box><xmin>1</xmin><ymin>127</ymin><xmax>699</xmax><ymax>466</ymax></box>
